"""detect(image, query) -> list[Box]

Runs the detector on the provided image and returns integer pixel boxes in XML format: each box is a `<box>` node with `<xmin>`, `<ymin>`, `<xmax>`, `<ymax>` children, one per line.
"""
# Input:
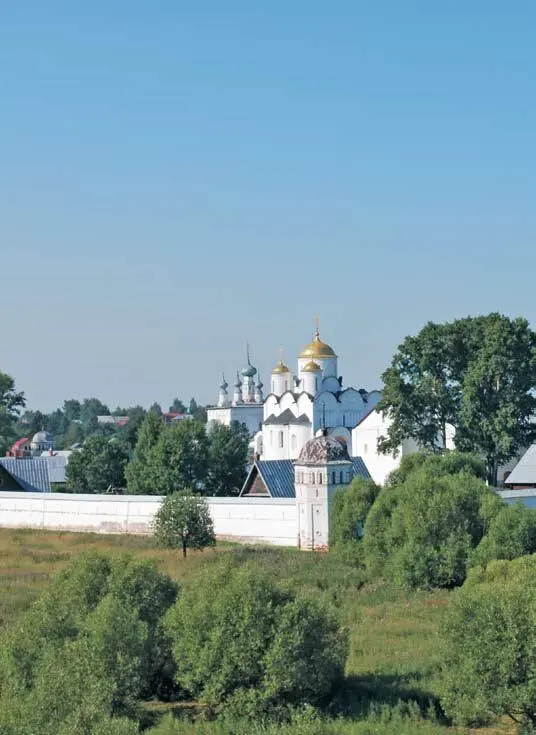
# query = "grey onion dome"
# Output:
<box><xmin>32</xmin><ymin>431</ymin><xmax>53</xmax><ymax>444</ymax></box>
<box><xmin>220</xmin><ymin>373</ymin><xmax>228</xmax><ymax>390</ymax></box>
<box><xmin>297</xmin><ymin>435</ymin><xmax>350</xmax><ymax>465</ymax></box>
<box><xmin>256</xmin><ymin>373</ymin><xmax>264</xmax><ymax>389</ymax></box>
<box><xmin>241</xmin><ymin>363</ymin><xmax>257</xmax><ymax>378</ymax></box>
<box><xmin>234</xmin><ymin>371</ymin><xmax>242</xmax><ymax>388</ymax></box>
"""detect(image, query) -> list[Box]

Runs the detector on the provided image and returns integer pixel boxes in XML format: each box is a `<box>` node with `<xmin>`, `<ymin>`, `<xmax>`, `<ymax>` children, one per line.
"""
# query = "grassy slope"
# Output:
<box><xmin>0</xmin><ymin>529</ymin><xmax>515</xmax><ymax>734</ymax></box>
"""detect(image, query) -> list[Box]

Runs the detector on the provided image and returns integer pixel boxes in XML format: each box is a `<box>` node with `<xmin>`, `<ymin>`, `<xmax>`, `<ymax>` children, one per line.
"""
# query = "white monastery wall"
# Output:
<box><xmin>0</xmin><ymin>492</ymin><xmax>297</xmax><ymax>547</ymax></box>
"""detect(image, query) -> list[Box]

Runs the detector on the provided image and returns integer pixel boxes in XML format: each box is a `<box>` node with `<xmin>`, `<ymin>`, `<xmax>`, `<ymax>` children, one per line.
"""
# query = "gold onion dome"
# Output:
<box><xmin>299</xmin><ymin>330</ymin><xmax>337</xmax><ymax>359</ymax></box>
<box><xmin>302</xmin><ymin>360</ymin><xmax>321</xmax><ymax>372</ymax></box>
<box><xmin>272</xmin><ymin>360</ymin><xmax>290</xmax><ymax>374</ymax></box>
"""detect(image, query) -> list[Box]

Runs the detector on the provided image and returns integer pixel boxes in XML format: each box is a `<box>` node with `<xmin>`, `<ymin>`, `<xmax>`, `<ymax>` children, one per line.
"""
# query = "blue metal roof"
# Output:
<box><xmin>352</xmin><ymin>457</ymin><xmax>371</xmax><ymax>480</ymax></box>
<box><xmin>257</xmin><ymin>460</ymin><xmax>295</xmax><ymax>498</ymax></box>
<box><xmin>241</xmin><ymin>456</ymin><xmax>371</xmax><ymax>499</ymax></box>
<box><xmin>0</xmin><ymin>458</ymin><xmax>51</xmax><ymax>493</ymax></box>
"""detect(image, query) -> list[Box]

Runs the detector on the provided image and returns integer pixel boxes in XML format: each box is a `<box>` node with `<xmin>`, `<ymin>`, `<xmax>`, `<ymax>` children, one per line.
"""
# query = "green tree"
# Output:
<box><xmin>151</xmin><ymin>420</ymin><xmax>209</xmax><ymax>495</ymax></box>
<box><xmin>363</xmin><ymin>466</ymin><xmax>503</xmax><ymax>589</ymax></box>
<box><xmin>386</xmin><ymin>450</ymin><xmax>486</xmax><ymax>487</ymax></box>
<box><xmin>153</xmin><ymin>493</ymin><xmax>215</xmax><ymax>558</ymax></box>
<box><xmin>66</xmin><ymin>436</ymin><xmax>129</xmax><ymax>493</ymax></box>
<box><xmin>378</xmin><ymin>314</ymin><xmax>536</xmax><ymax>487</ymax></box>
<box><xmin>118</xmin><ymin>405</ymin><xmax>147</xmax><ymax>451</ymax></box>
<box><xmin>164</xmin><ymin>562</ymin><xmax>347</xmax><ymax>716</ymax></box>
<box><xmin>377</xmin><ymin>321</ymin><xmax>460</xmax><ymax>454</ymax></box>
<box><xmin>456</xmin><ymin>315</ymin><xmax>536</xmax><ymax>484</ymax></box>
<box><xmin>330</xmin><ymin>477</ymin><xmax>380</xmax><ymax>546</ymax></box>
<box><xmin>169</xmin><ymin>397</ymin><xmax>186</xmax><ymax>413</ymax></box>
<box><xmin>63</xmin><ymin>398</ymin><xmax>82</xmax><ymax>423</ymax></box>
<box><xmin>80</xmin><ymin>398</ymin><xmax>110</xmax><ymax>425</ymax></box>
<box><xmin>125</xmin><ymin>411</ymin><xmax>166</xmax><ymax>495</ymax></box>
<box><xmin>0</xmin><ymin>370</ymin><xmax>25</xmax><ymax>454</ymax></box>
<box><xmin>150</xmin><ymin>402</ymin><xmax>163</xmax><ymax>415</ymax></box>
<box><xmin>441</xmin><ymin>556</ymin><xmax>536</xmax><ymax>727</ymax></box>
<box><xmin>471</xmin><ymin>502</ymin><xmax>536</xmax><ymax>567</ymax></box>
<box><xmin>206</xmin><ymin>421</ymin><xmax>250</xmax><ymax>496</ymax></box>
<box><xmin>62</xmin><ymin>420</ymin><xmax>85</xmax><ymax>448</ymax></box>
<box><xmin>0</xmin><ymin>552</ymin><xmax>178</xmax><ymax>730</ymax></box>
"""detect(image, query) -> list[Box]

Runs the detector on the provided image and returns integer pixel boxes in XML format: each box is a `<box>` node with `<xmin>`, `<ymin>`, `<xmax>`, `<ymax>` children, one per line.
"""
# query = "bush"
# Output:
<box><xmin>164</xmin><ymin>560</ymin><xmax>348</xmax><ymax>717</ymax></box>
<box><xmin>386</xmin><ymin>450</ymin><xmax>486</xmax><ymax>487</ymax></box>
<box><xmin>441</xmin><ymin>555</ymin><xmax>536</xmax><ymax>727</ymax></box>
<box><xmin>153</xmin><ymin>493</ymin><xmax>216</xmax><ymax>557</ymax></box>
<box><xmin>363</xmin><ymin>468</ymin><xmax>502</xmax><ymax>589</ymax></box>
<box><xmin>329</xmin><ymin>477</ymin><xmax>380</xmax><ymax>547</ymax></box>
<box><xmin>0</xmin><ymin>552</ymin><xmax>178</xmax><ymax>732</ymax></box>
<box><xmin>471</xmin><ymin>502</ymin><xmax>536</xmax><ymax>567</ymax></box>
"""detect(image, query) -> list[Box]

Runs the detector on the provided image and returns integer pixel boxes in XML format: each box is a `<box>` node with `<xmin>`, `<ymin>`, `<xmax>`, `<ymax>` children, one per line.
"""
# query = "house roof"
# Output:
<box><xmin>264</xmin><ymin>409</ymin><xmax>311</xmax><ymax>426</ymax></box>
<box><xmin>0</xmin><ymin>458</ymin><xmax>51</xmax><ymax>492</ymax></box>
<box><xmin>505</xmin><ymin>445</ymin><xmax>536</xmax><ymax>486</ymax></box>
<box><xmin>240</xmin><ymin>455</ymin><xmax>371</xmax><ymax>498</ymax></box>
<box><xmin>40</xmin><ymin>454</ymin><xmax>70</xmax><ymax>484</ymax></box>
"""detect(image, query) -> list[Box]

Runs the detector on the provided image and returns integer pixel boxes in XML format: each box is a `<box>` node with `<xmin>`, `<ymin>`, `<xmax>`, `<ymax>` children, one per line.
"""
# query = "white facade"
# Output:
<box><xmin>351</xmin><ymin>410</ymin><xmax>420</xmax><ymax>485</ymax></box>
<box><xmin>206</xmin><ymin>350</ymin><xmax>264</xmax><ymax>437</ymax></box>
<box><xmin>260</xmin><ymin>329</ymin><xmax>380</xmax><ymax>461</ymax></box>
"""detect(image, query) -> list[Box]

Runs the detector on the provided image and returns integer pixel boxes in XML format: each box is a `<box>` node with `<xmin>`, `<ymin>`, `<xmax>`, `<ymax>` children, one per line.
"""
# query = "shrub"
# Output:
<box><xmin>164</xmin><ymin>560</ymin><xmax>348</xmax><ymax>717</ymax></box>
<box><xmin>386</xmin><ymin>450</ymin><xmax>486</xmax><ymax>487</ymax></box>
<box><xmin>0</xmin><ymin>552</ymin><xmax>179</xmax><ymax>732</ymax></box>
<box><xmin>153</xmin><ymin>493</ymin><xmax>216</xmax><ymax>557</ymax></box>
<box><xmin>441</xmin><ymin>555</ymin><xmax>536</xmax><ymax>727</ymax></box>
<box><xmin>363</xmin><ymin>468</ymin><xmax>502</xmax><ymax>589</ymax></box>
<box><xmin>471</xmin><ymin>502</ymin><xmax>536</xmax><ymax>567</ymax></box>
<box><xmin>329</xmin><ymin>477</ymin><xmax>380</xmax><ymax>547</ymax></box>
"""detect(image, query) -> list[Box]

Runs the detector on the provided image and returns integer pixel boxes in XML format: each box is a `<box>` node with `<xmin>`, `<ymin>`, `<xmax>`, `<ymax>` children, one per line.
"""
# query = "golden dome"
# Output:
<box><xmin>272</xmin><ymin>360</ymin><xmax>290</xmax><ymax>375</ymax></box>
<box><xmin>302</xmin><ymin>360</ymin><xmax>321</xmax><ymax>372</ymax></box>
<box><xmin>299</xmin><ymin>331</ymin><xmax>337</xmax><ymax>359</ymax></box>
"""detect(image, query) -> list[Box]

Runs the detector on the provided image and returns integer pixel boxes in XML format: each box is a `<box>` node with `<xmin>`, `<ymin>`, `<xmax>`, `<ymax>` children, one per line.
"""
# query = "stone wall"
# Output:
<box><xmin>0</xmin><ymin>492</ymin><xmax>297</xmax><ymax>547</ymax></box>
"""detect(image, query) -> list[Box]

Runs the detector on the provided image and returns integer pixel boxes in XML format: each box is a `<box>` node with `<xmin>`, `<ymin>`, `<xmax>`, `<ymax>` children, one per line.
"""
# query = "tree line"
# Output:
<box><xmin>66</xmin><ymin>413</ymin><xmax>250</xmax><ymax>497</ymax></box>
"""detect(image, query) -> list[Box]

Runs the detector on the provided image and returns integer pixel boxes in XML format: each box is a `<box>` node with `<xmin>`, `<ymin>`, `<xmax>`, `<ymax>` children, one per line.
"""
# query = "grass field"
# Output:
<box><xmin>0</xmin><ymin>529</ymin><xmax>517</xmax><ymax>734</ymax></box>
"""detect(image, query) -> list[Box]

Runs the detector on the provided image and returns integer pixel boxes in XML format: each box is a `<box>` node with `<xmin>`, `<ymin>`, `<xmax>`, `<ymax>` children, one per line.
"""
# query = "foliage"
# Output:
<box><xmin>329</xmin><ymin>477</ymin><xmax>380</xmax><ymax>547</ymax></box>
<box><xmin>206</xmin><ymin>421</ymin><xmax>250</xmax><ymax>496</ymax></box>
<box><xmin>66</xmin><ymin>435</ymin><xmax>130</xmax><ymax>493</ymax></box>
<box><xmin>125</xmin><ymin>411</ymin><xmax>166</xmax><ymax>494</ymax></box>
<box><xmin>441</xmin><ymin>555</ymin><xmax>536</xmax><ymax>727</ymax></box>
<box><xmin>385</xmin><ymin>450</ymin><xmax>486</xmax><ymax>487</ymax></box>
<box><xmin>471</xmin><ymin>501</ymin><xmax>536</xmax><ymax>567</ymax></box>
<box><xmin>164</xmin><ymin>560</ymin><xmax>348</xmax><ymax>715</ymax></box>
<box><xmin>153</xmin><ymin>493</ymin><xmax>215</xmax><ymax>557</ymax></box>
<box><xmin>378</xmin><ymin>313</ymin><xmax>536</xmax><ymax>485</ymax></box>
<box><xmin>0</xmin><ymin>551</ymin><xmax>178</xmax><ymax>730</ymax></box>
<box><xmin>363</xmin><ymin>467</ymin><xmax>502</xmax><ymax>589</ymax></box>
<box><xmin>169</xmin><ymin>397</ymin><xmax>187</xmax><ymax>413</ymax></box>
<box><xmin>0</xmin><ymin>369</ymin><xmax>25</xmax><ymax>455</ymax></box>
<box><xmin>127</xmin><ymin>418</ymin><xmax>209</xmax><ymax>495</ymax></box>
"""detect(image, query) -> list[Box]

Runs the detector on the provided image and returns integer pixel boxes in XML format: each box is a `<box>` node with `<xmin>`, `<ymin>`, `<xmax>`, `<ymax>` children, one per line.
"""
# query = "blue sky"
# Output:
<box><xmin>1</xmin><ymin>2</ymin><xmax>535</xmax><ymax>411</ymax></box>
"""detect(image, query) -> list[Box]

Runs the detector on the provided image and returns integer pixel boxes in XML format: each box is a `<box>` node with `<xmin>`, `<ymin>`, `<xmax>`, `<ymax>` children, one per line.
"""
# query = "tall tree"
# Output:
<box><xmin>80</xmin><ymin>398</ymin><xmax>110</xmax><ymax>425</ymax></box>
<box><xmin>0</xmin><ymin>370</ymin><xmax>25</xmax><ymax>454</ymax></box>
<box><xmin>153</xmin><ymin>420</ymin><xmax>209</xmax><ymax>495</ymax></box>
<box><xmin>125</xmin><ymin>412</ymin><xmax>166</xmax><ymax>495</ymax></box>
<box><xmin>456</xmin><ymin>315</ymin><xmax>536</xmax><ymax>485</ymax></box>
<box><xmin>66</xmin><ymin>436</ymin><xmax>129</xmax><ymax>493</ymax></box>
<box><xmin>168</xmin><ymin>398</ymin><xmax>186</xmax><ymax>414</ymax></box>
<box><xmin>206</xmin><ymin>422</ymin><xmax>250</xmax><ymax>496</ymax></box>
<box><xmin>63</xmin><ymin>399</ymin><xmax>82</xmax><ymax>423</ymax></box>
<box><xmin>378</xmin><ymin>314</ymin><xmax>536</xmax><ymax>485</ymax></box>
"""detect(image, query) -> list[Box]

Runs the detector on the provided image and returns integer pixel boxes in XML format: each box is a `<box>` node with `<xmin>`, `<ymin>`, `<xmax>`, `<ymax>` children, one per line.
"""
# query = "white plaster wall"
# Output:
<box><xmin>206</xmin><ymin>405</ymin><xmax>263</xmax><ymax>436</ymax></box>
<box><xmin>0</xmin><ymin>493</ymin><xmax>297</xmax><ymax>546</ymax></box>
<box><xmin>352</xmin><ymin>410</ymin><xmax>414</xmax><ymax>485</ymax></box>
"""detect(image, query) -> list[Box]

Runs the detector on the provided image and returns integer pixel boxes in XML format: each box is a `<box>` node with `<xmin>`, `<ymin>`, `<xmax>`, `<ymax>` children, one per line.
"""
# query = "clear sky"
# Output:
<box><xmin>1</xmin><ymin>1</ymin><xmax>535</xmax><ymax>412</ymax></box>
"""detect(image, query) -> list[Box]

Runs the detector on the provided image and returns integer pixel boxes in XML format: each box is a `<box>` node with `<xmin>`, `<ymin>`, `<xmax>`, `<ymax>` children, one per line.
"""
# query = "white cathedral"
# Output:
<box><xmin>207</xmin><ymin>326</ymin><xmax>381</xmax><ymax>462</ymax></box>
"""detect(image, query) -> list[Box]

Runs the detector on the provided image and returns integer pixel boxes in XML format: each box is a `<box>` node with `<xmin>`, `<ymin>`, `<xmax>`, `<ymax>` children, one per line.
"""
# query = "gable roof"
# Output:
<box><xmin>240</xmin><ymin>456</ymin><xmax>371</xmax><ymax>498</ymax></box>
<box><xmin>0</xmin><ymin>458</ymin><xmax>51</xmax><ymax>492</ymax></box>
<box><xmin>264</xmin><ymin>409</ymin><xmax>311</xmax><ymax>426</ymax></box>
<box><xmin>505</xmin><ymin>445</ymin><xmax>536</xmax><ymax>486</ymax></box>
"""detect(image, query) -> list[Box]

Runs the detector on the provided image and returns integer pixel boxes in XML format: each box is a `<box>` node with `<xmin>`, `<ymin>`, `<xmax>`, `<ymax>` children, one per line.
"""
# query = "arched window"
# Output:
<box><xmin>318</xmin><ymin>473</ymin><xmax>322</xmax><ymax>484</ymax></box>
<box><xmin>311</xmin><ymin>472</ymin><xmax>315</xmax><ymax>484</ymax></box>
<box><xmin>291</xmin><ymin>434</ymin><xmax>297</xmax><ymax>450</ymax></box>
<box><xmin>278</xmin><ymin>431</ymin><xmax>284</xmax><ymax>448</ymax></box>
